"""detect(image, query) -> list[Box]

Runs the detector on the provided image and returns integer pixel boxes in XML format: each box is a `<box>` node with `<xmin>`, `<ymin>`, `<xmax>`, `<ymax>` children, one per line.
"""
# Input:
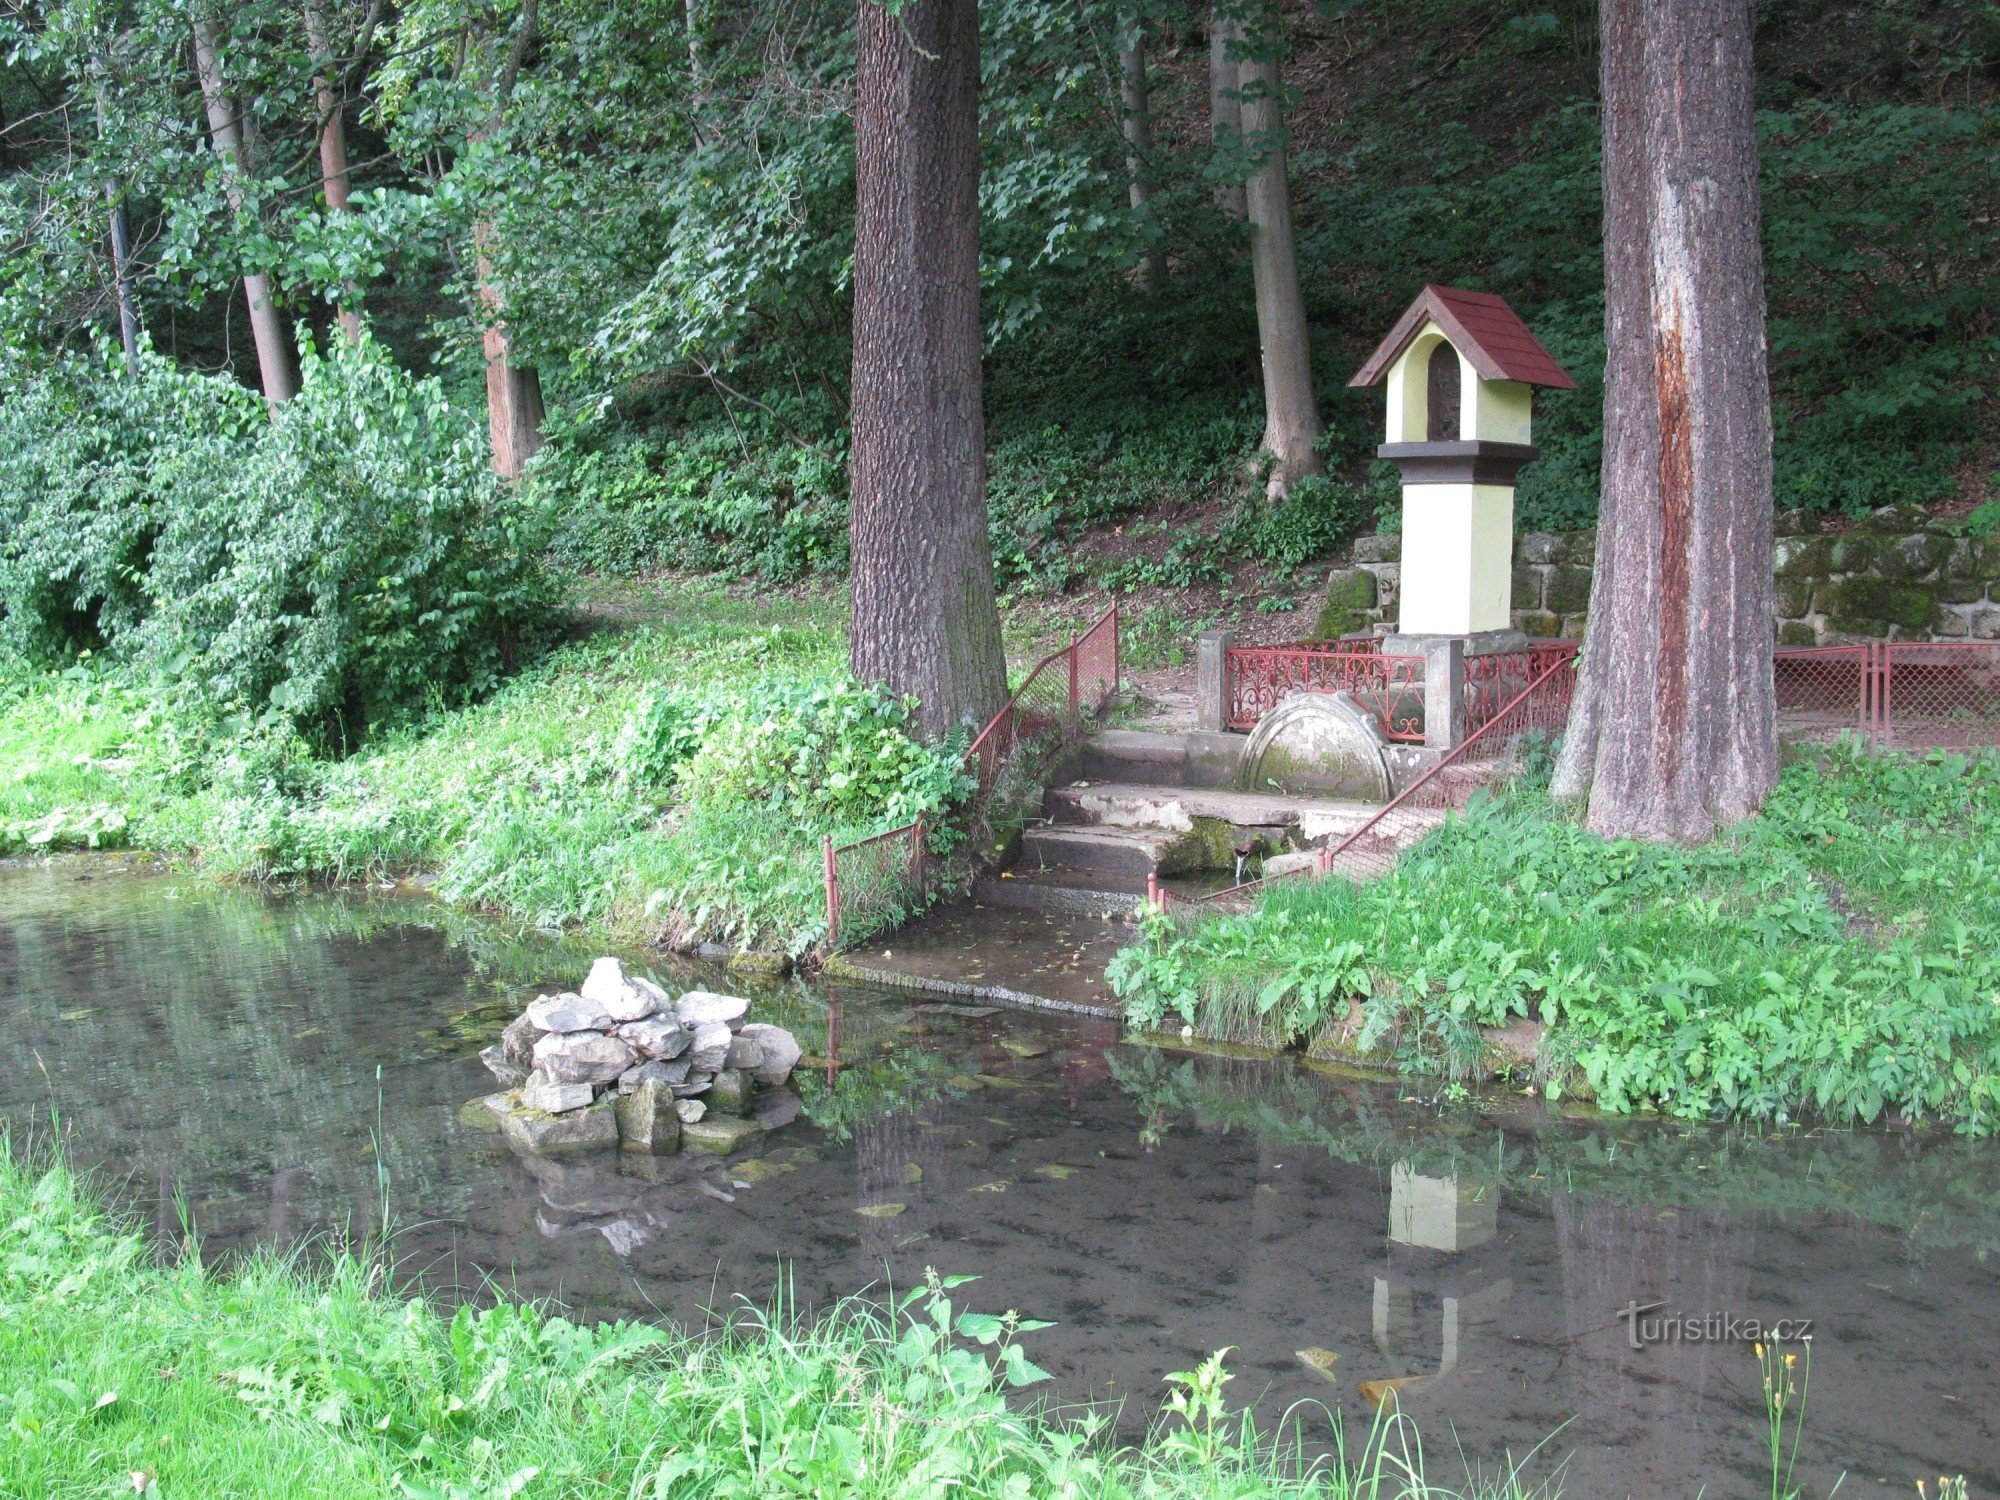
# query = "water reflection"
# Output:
<box><xmin>3</xmin><ymin>860</ymin><xmax>1996</xmax><ymax>1496</ymax></box>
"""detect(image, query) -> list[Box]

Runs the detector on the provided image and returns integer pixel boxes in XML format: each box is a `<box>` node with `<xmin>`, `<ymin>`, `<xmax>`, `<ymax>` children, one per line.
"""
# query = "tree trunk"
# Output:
<box><xmin>470</xmin><ymin>0</ymin><xmax>545</xmax><ymax>480</ymax></box>
<box><xmin>305</xmin><ymin>2</ymin><xmax>362</xmax><ymax>344</ymax></box>
<box><xmin>1209</xmin><ymin>7</ymin><xmax>1245</xmax><ymax>219</ymax></box>
<box><xmin>1240</xmin><ymin>45</ymin><xmax>1322</xmax><ymax>498</ymax></box>
<box><xmin>1118</xmin><ymin>16</ymin><xmax>1163</xmax><ymax>289</ymax></box>
<box><xmin>1551</xmin><ymin>0</ymin><xmax>1776</xmax><ymax>841</ymax></box>
<box><xmin>191</xmin><ymin>15</ymin><xmax>297</xmax><ymax>410</ymax></box>
<box><xmin>849</xmin><ymin>0</ymin><xmax>1008</xmax><ymax>739</ymax></box>
<box><xmin>107</xmin><ymin>196</ymin><xmax>140</xmax><ymax>372</ymax></box>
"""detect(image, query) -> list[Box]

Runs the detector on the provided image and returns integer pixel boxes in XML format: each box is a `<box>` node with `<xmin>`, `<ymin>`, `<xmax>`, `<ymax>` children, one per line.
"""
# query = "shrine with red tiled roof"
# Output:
<box><xmin>1349</xmin><ymin>286</ymin><xmax>1574</xmax><ymax>661</ymax></box>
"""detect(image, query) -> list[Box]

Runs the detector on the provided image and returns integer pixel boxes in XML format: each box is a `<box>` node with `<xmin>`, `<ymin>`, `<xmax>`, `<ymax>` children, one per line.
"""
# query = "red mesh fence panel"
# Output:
<box><xmin>1773</xmin><ymin>646</ymin><xmax>1871</xmax><ymax>745</ymax></box>
<box><xmin>826</xmin><ymin>604</ymin><xmax>1120</xmax><ymax>949</ymax></box>
<box><xmin>1224</xmin><ymin>645</ymin><xmax>1426</xmax><ymax>739</ymax></box>
<box><xmin>1877</xmin><ymin>642</ymin><xmax>2000</xmax><ymax>750</ymax></box>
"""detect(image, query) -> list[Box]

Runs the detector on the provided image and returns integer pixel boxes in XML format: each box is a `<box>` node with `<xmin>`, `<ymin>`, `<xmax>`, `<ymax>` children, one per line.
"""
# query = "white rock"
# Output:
<box><xmin>688</xmin><ymin>1020</ymin><xmax>732</xmax><ymax>1072</ymax></box>
<box><xmin>581</xmin><ymin>957</ymin><xmax>667</xmax><ymax>1023</ymax></box>
<box><xmin>521</xmin><ymin>1069</ymin><xmax>595</xmax><ymax>1114</ymax></box>
<box><xmin>526</xmin><ymin>991</ymin><xmax>615</xmax><ymax>1034</ymax></box>
<box><xmin>617</xmin><ymin>1056</ymin><xmax>693</xmax><ymax>1095</ymax></box>
<box><xmin>674</xmin><ymin>1097</ymin><xmax>707</xmax><ymax>1124</ymax></box>
<box><xmin>532</xmin><ymin>1030</ymin><xmax>640</xmax><ymax>1085</ymax></box>
<box><xmin>614</xmin><ymin>1016</ymin><xmax>690</xmax><ymax>1060</ymax></box>
<box><xmin>735</xmin><ymin>1023</ymin><xmax>802</xmax><ymax>1087</ymax></box>
<box><xmin>675</xmin><ymin>990</ymin><xmax>750</xmax><ymax>1029</ymax></box>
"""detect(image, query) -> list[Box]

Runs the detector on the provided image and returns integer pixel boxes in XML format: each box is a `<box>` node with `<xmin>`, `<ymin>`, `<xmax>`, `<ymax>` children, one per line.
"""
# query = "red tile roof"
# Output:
<box><xmin>1349</xmin><ymin>285</ymin><xmax>1576</xmax><ymax>390</ymax></box>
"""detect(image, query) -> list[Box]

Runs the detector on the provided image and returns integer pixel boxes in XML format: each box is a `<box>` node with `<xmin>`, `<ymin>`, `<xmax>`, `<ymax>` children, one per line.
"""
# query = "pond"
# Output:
<box><xmin>3</xmin><ymin>859</ymin><xmax>1996</xmax><ymax>1496</ymax></box>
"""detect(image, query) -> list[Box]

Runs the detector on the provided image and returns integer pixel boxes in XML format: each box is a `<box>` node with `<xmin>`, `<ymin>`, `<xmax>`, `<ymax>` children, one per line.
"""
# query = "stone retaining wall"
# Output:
<box><xmin>1316</xmin><ymin>506</ymin><xmax>2000</xmax><ymax>645</ymax></box>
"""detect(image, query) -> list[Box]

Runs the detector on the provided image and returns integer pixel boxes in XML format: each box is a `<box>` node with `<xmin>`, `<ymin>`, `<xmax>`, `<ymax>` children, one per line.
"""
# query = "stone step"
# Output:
<box><xmin>1045</xmin><ymin>780</ymin><xmax>1404</xmax><ymax>846</ymax></box>
<box><xmin>1069</xmin><ymin>730</ymin><xmax>1245</xmax><ymax>790</ymax></box>
<box><xmin>1018</xmin><ymin>824</ymin><xmax>1187</xmax><ymax>879</ymax></box>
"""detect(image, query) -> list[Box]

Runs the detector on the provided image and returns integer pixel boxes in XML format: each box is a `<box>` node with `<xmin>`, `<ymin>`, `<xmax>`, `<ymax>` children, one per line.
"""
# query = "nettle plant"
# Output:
<box><xmin>623</xmin><ymin>674</ymin><xmax>973</xmax><ymax>830</ymax></box>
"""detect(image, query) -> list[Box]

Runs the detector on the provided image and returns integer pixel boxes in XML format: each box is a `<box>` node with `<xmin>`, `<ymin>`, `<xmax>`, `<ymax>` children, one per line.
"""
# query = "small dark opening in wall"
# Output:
<box><xmin>1426</xmin><ymin>342</ymin><xmax>1461</xmax><ymax>443</ymax></box>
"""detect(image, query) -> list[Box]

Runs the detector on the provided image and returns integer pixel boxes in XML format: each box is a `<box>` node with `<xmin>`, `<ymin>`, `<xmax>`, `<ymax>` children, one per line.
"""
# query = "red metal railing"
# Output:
<box><xmin>1225</xmin><ymin>639</ymin><xmax>1580</xmax><ymax>741</ymax></box>
<box><xmin>1224</xmin><ymin>644</ymin><xmax>1426</xmax><ymax>738</ymax></box>
<box><xmin>1154</xmin><ymin>649</ymin><xmax>1580</xmax><ymax>909</ymax></box>
<box><xmin>822</xmin><ymin>603</ymin><xmax>1120</xmax><ymax>950</ymax></box>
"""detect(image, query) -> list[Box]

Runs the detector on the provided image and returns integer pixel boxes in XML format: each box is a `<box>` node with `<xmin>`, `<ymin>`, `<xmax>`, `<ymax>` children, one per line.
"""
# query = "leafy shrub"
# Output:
<box><xmin>0</xmin><ymin>340</ymin><xmax>555</xmax><ymax>744</ymax></box>
<box><xmin>1225</xmin><ymin>474</ymin><xmax>1376</xmax><ymax>568</ymax></box>
<box><xmin>1109</xmin><ymin>747</ymin><xmax>2000</xmax><ymax>1134</ymax></box>
<box><xmin>673</xmin><ymin>676</ymin><xmax>972</xmax><ymax>827</ymax></box>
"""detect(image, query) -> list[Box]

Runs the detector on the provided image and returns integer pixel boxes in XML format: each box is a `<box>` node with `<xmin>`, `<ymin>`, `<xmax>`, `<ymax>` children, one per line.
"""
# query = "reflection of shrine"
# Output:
<box><xmin>1367</xmin><ymin>1165</ymin><xmax>1513</xmax><ymax>1406</ymax></box>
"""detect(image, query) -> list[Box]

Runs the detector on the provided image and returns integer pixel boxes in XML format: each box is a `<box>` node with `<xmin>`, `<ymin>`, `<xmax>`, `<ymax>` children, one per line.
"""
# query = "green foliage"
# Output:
<box><xmin>1109</xmin><ymin>746</ymin><xmax>2000</xmax><ymax>1134</ymax></box>
<box><xmin>0</xmin><ymin>1140</ymin><xmax>1554</xmax><ymax>1499</ymax></box>
<box><xmin>0</xmin><ymin>341</ymin><xmax>555</xmax><ymax>744</ymax></box>
<box><xmin>1224</xmin><ymin>476</ymin><xmax>1377</xmax><ymax>569</ymax></box>
<box><xmin>675</xmin><ymin>677</ymin><xmax>973</xmax><ymax>827</ymax></box>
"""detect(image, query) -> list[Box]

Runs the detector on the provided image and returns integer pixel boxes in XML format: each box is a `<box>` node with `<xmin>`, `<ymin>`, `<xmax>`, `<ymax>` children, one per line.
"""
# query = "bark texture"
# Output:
<box><xmin>1117</xmin><ymin>17</ymin><xmax>1163</xmax><ymax>289</ymax></box>
<box><xmin>1208</xmin><ymin>7</ymin><xmax>1245</xmax><ymax>219</ymax></box>
<box><xmin>305</xmin><ymin>2</ymin><xmax>362</xmax><ymax>343</ymax></box>
<box><xmin>1240</xmin><ymin>47</ymin><xmax>1323</xmax><ymax>498</ymax></box>
<box><xmin>1552</xmin><ymin>0</ymin><xmax>1777</xmax><ymax>841</ymax></box>
<box><xmin>849</xmin><ymin>0</ymin><xmax>1008</xmax><ymax>739</ymax></box>
<box><xmin>191</xmin><ymin>15</ymin><xmax>297</xmax><ymax>410</ymax></box>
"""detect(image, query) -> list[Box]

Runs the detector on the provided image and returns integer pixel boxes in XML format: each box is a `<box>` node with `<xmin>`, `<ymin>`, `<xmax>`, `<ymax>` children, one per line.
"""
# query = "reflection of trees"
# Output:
<box><xmin>1552</xmin><ymin>1195</ymin><xmax>1755</xmax><ymax>1466</ymax></box>
<box><xmin>1108</xmin><ymin>1045</ymin><xmax>2000</xmax><ymax>1257</ymax></box>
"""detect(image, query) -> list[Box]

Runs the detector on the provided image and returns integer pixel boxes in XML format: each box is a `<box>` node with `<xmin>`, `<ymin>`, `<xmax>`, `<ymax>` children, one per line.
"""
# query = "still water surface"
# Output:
<box><xmin>3</xmin><ymin>859</ymin><xmax>1995</xmax><ymax>1496</ymax></box>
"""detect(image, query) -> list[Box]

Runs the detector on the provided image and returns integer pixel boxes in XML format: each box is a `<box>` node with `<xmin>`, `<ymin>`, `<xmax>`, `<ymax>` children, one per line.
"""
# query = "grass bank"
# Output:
<box><xmin>1108</xmin><ymin>743</ymin><xmax>2000</xmax><ymax>1135</ymax></box>
<box><xmin>0</xmin><ymin>1140</ymin><xmax>1560</xmax><ymax>1499</ymax></box>
<box><xmin>0</xmin><ymin>580</ymin><xmax>981</xmax><ymax>959</ymax></box>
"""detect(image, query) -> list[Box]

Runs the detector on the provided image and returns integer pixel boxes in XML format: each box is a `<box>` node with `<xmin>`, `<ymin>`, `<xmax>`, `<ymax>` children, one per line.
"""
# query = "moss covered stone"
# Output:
<box><xmin>1824</xmin><ymin>575</ymin><xmax>1938</xmax><ymax>633</ymax></box>
<box><xmin>1312</xmin><ymin>568</ymin><xmax>1378</xmax><ymax>640</ymax></box>
<box><xmin>1778</xmin><ymin>621</ymin><xmax>1819</xmax><ymax>646</ymax></box>
<box><xmin>1774</xmin><ymin>535</ymin><xmax>1832</xmax><ymax>578</ymax></box>
<box><xmin>1774</xmin><ymin>577</ymin><xmax>1816</xmax><ymax>618</ymax></box>
<box><xmin>1544</xmin><ymin>566</ymin><xmax>1593</xmax><ymax>616</ymax></box>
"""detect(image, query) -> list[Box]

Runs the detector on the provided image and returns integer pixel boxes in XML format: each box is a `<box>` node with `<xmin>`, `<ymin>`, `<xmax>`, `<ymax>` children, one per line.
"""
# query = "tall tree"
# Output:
<box><xmin>1551</xmin><ymin>0</ymin><xmax>1776</xmax><ymax>841</ymax></box>
<box><xmin>849</xmin><ymin>0</ymin><xmax>1008</xmax><ymax>738</ymax></box>
<box><xmin>1208</xmin><ymin>5</ymin><xmax>1245</xmax><ymax>219</ymax></box>
<box><xmin>472</xmin><ymin>0</ymin><xmax>547</xmax><ymax>480</ymax></box>
<box><xmin>1239</xmin><ymin>20</ymin><xmax>1321</xmax><ymax>498</ymax></box>
<box><xmin>191</xmin><ymin>14</ymin><xmax>297</xmax><ymax>409</ymax></box>
<box><xmin>304</xmin><ymin>0</ymin><xmax>374</xmax><ymax>344</ymax></box>
<box><xmin>1116</xmin><ymin>12</ymin><xmax>1162</xmax><ymax>289</ymax></box>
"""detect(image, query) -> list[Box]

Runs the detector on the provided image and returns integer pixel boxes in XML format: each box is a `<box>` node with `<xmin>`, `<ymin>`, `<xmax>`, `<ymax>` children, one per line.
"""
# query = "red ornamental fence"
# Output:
<box><xmin>1225</xmin><ymin>639</ymin><xmax>1581</xmax><ymax>742</ymax></box>
<box><xmin>821</xmin><ymin>603</ymin><xmax>1120</xmax><ymax>951</ymax></box>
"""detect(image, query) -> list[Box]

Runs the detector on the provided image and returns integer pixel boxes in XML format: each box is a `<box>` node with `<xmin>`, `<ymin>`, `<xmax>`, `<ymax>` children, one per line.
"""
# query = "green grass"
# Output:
<box><xmin>0</xmin><ymin>582</ymin><xmax>896</xmax><ymax>955</ymax></box>
<box><xmin>0</xmin><ymin>1138</ymin><xmax>1560</xmax><ymax>1499</ymax></box>
<box><xmin>1108</xmin><ymin>743</ymin><xmax>2000</xmax><ymax>1134</ymax></box>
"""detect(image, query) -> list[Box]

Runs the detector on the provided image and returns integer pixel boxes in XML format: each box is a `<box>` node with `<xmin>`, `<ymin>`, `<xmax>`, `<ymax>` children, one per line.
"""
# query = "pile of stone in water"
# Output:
<box><xmin>473</xmin><ymin>957</ymin><xmax>801</xmax><ymax>1159</ymax></box>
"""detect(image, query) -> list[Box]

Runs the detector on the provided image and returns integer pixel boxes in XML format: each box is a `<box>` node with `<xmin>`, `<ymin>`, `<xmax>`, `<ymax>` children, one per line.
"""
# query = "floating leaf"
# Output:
<box><xmin>1293</xmin><ymin>1348</ymin><xmax>1341</xmax><ymax>1382</ymax></box>
<box><xmin>899</xmin><ymin>1162</ymin><xmax>924</xmax><ymax>1185</ymax></box>
<box><xmin>855</xmin><ymin>1202</ymin><xmax>907</xmax><ymax>1218</ymax></box>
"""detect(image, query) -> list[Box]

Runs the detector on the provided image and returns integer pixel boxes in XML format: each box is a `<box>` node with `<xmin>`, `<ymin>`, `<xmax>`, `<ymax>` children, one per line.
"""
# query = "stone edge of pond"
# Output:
<box><xmin>821</xmin><ymin>954</ymin><xmax>1123</xmax><ymax>1020</ymax></box>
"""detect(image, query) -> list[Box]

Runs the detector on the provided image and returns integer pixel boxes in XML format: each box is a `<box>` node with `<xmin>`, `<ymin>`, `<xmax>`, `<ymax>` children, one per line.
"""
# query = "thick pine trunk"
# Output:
<box><xmin>1240</xmin><ymin>46</ymin><xmax>1322</xmax><ymax>498</ymax></box>
<box><xmin>1117</xmin><ymin>17</ymin><xmax>1163</xmax><ymax>289</ymax></box>
<box><xmin>849</xmin><ymin>0</ymin><xmax>1008</xmax><ymax>739</ymax></box>
<box><xmin>191</xmin><ymin>15</ymin><xmax>297</xmax><ymax>410</ymax></box>
<box><xmin>305</xmin><ymin>3</ymin><xmax>362</xmax><ymax>343</ymax></box>
<box><xmin>1552</xmin><ymin>0</ymin><xmax>1776</xmax><ymax>841</ymax></box>
<box><xmin>1209</xmin><ymin>7</ymin><xmax>1245</xmax><ymax>219</ymax></box>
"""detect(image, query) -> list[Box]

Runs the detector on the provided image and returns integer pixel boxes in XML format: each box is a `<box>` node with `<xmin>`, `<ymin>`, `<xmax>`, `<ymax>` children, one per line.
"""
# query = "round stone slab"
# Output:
<box><xmin>675</xmin><ymin>990</ymin><xmax>750</xmax><ymax>1028</ymax></box>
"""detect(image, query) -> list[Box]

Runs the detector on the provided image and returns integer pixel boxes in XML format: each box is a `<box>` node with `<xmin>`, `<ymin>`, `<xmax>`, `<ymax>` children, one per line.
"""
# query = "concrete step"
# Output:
<box><xmin>1069</xmin><ymin>730</ymin><xmax>1245</xmax><ymax>790</ymax></box>
<box><xmin>1018</xmin><ymin>824</ymin><xmax>1187</xmax><ymax>880</ymax></box>
<box><xmin>973</xmin><ymin>872</ymin><xmax>1143</xmax><ymax>918</ymax></box>
<box><xmin>1045</xmin><ymin>780</ymin><xmax>1416</xmax><ymax>846</ymax></box>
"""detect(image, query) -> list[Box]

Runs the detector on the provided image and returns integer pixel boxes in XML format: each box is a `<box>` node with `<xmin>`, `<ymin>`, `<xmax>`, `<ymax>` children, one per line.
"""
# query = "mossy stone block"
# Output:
<box><xmin>1312</xmin><ymin>568</ymin><xmax>1379</xmax><ymax>640</ymax></box>
<box><xmin>681</xmin><ymin>1115</ymin><xmax>767</xmax><ymax>1156</ymax></box>
<box><xmin>1350</xmin><ymin>533</ymin><xmax>1400</xmax><ymax>564</ymax></box>
<box><xmin>1778</xmin><ymin>620</ymin><xmax>1820</xmax><ymax>647</ymax></box>
<box><xmin>1514</xmin><ymin>610</ymin><xmax>1559</xmax><ymax>638</ymax></box>
<box><xmin>1544</xmin><ymin>566</ymin><xmax>1594</xmax><ymax>617</ymax></box>
<box><xmin>1562</xmin><ymin>528</ymin><xmax>1598</xmax><ymax>564</ymax></box>
<box><xmin>1774</xmin><ymin>577</ymin><xmax>1816</xmax><ymax>618</ymax></box>
<box><xmin>1824</xmin><ymin>575</ymin><xmax>1937</xmax><ymax>633</ymax></box>
<box><xmin>1517</xmin><ymin>532</ymin><xmax>1564</xmax><ymax>564</ymax></box>
<box><xmin>1774</xmin><ymin>535</ymin><xmax>1832</xmax><ymax>579</ymax></box>
<box><xmin>1829</xmin><ymin>534</ymin><xmax>1883</xmax><ymax>573</ymax></box>
<box><xmin>1511</xmin><ymin>565</ymin><xmax>1546</xmax><ymax>610</ymax></box>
